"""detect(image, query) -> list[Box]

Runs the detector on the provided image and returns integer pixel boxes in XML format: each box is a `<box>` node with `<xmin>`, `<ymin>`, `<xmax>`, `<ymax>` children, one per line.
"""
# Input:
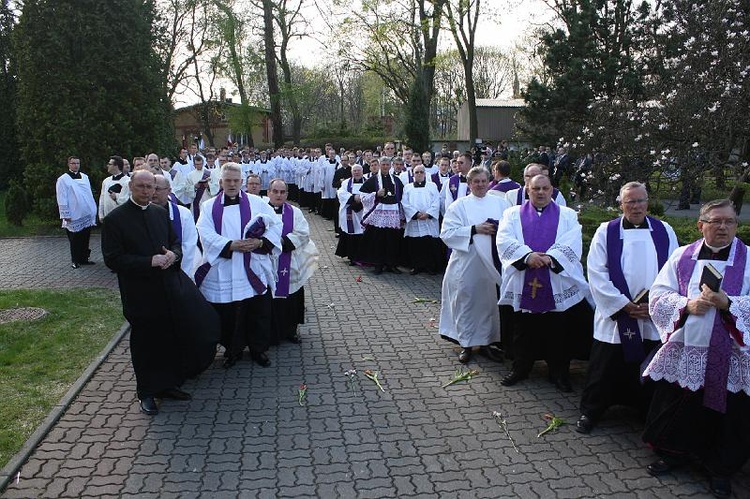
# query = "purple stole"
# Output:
<box><xmin>275</xmin><ymin>203</ymin><xmax>294</xmax><ymax>297</ymax></box>
<box><xmin>676</xmin><ymin>238</ymin><xmax>747</xmax><ymax>413</ymax></box>
<box><xmin>448</xmin><ymin>175</ymin><xmax>464</xmax><ymax>201</ymax></box>
<box><xmin>192</xmin><ymin>169</ymin><xmax>211</xmax><ymax>222</ymax></box>
<box><xmin>606</xmin><ymin>216</ymin><xmax>669</xmax><ymax>362</ymax></box>
<box><xmin>516</xmin><ymin>187</ymin><xmax>559</xmax><ymax>205</ymax></box>
<box><xmin>491</xmin><ymin>180</ymin><xmax>521</xmax><ymax>193</ymax></box>
<box><xmin>169</xmin><ymin>202</ymin><xmax>182</xmax><ymax>243</ymax></box>
<box><xmin>345</xmin><ymin>178</ymin><xmax>361</xmax><ymax>233</ymax></box>
<box><xmin>169</xmin><ymin>168</ymin><xmax>178</xmax><ymax>180</ymax></box>
<box><xmin>194</xmin><ymin>192</ymin><xmax>266</xmax><ymax>295</ymax></box>
<box><xmin>168</xmin><ymin>193</ymin><xmax>179</xmax><ymax>205</ymax></box>
<box><xmin>407</xmin><ymin>171</ymin><xmax>414</xmax><ymax>184</ymax></box>
<box><xmin>519</xmin><ymin>202</ymin><xmax>560</xmax><ymax>313</ymax></box>
<box><xmin>432</xmin><ymin>172</ymin><xmax>450</xmax><ymax>186</ymax></box>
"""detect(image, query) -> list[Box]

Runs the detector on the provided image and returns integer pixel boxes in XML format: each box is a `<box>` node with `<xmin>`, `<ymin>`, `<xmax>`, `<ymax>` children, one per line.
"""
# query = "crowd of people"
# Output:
<box><xmin>55</xmin><ymin>139</ymin><xmax>749</xmax><ymax>497</ymax></box>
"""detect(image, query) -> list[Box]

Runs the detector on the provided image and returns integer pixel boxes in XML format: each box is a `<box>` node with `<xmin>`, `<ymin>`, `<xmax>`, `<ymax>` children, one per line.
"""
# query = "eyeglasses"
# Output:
<box><xmin>700</xmin><ymin>218</ymin><xmax>738</xmax><ymax>227</ymax></box>
<box><xmin>154</xmin><ymin>186</ymin><xmax>170</xmax><ymax>191</ymax></box>
<box><xmin>622</xmin><ymin>198</ymin><xmax>648</xmax><ymax>206</ymax></box>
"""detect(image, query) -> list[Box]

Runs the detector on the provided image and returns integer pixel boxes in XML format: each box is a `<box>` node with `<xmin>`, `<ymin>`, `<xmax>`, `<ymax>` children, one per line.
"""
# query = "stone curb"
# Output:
<box><xmin>0</xmin><ymin>321</ymin><xmax>130</xmax><ymax>492</ymax></box>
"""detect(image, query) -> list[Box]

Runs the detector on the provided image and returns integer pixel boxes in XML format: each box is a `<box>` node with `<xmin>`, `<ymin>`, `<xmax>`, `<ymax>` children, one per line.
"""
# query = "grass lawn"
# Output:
<box><xmin>0</xmin><ymin>288</ymin><xmax>123</xmax><ymax>469</ymax></box>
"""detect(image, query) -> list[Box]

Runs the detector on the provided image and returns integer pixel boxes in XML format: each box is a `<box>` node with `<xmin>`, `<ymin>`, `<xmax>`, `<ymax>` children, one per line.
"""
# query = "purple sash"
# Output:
<box><xmin>169</xmin><ymin>202</ymin><xmax>182</xmax><ymax>243</ymax></box>
<box><xmin>345</xmin><ymin>178</ymin><xmax>360</xmax><ymax>233</ymax></box>
<box><xmin>194</xmin><ymin>192</ymin><xmax>266</xmax><ymax>295</ymax></box>
<box><xmin>275</xmin><ymin>203</ymin><xmax>294</xmax><ymax>297</ymax></box>
<box><xmin>606</xmin><ymin>216</ymin><xmax>670</xmax><ymax>362</ymax></box>
<box><xmin>448</xmin><ymin>175</ymin><xmax>462</xmax><ymax>201</ymax></box>
<box><xmin>677</xmin><ymin>238</ymin><xmax>747</xmax><ymax>413</ymax></box>
<box><xmin>192</xmin><ymin>169</ymin><xmax>211</xmax><ymax>222</ymax></box>
<box><xmin>519</xmin><ymin>202</ymin><xmax>560</xmax><ymax>313</ymax></box>
<box><xmin>491</xmin><ymin>179</ymin><xmax>521</xmax><ymax>193</ymax></box>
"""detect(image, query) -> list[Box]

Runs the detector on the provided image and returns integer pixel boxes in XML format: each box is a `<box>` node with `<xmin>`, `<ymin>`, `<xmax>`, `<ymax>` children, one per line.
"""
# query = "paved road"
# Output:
<box><xmin>1</xmin><ymin>215</ymin><xmax>747</xmax><ymax>498</ymax></box>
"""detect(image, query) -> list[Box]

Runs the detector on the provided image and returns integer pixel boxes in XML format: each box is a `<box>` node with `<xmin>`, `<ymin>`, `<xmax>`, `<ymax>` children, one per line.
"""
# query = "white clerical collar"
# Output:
<box><xmin>130</xmin><ymin>197</ymin><xmax>149</xmax><ymax>210</ymax></box>
<box><xmin>705</xmin><ymin>241</ymin><xmax>732</xmax><ymax>253</ymax></box>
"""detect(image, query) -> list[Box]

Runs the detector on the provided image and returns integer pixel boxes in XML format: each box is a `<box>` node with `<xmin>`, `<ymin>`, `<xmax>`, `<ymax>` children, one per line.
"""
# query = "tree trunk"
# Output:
<box><xmin>729</xmin><ymin>185</ymin><xmax>745</xmax><ymax>216</ymax></box>
<box><xmin>262</xmin><ymin>0</ymin><xmax>283</xmax><ymax>147</ymax></box>
<box><xmin>465</xmin><ymin>60</ymin><xmax>478</xmax><ymax>145</ymax></box>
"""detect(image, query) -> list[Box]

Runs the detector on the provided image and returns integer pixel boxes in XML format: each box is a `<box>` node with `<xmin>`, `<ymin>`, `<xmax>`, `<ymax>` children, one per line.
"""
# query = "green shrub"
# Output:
<box><xmin>4</xmin><ymin>180</ymin><xmax>29</xmax><ymax>227</ymax></box>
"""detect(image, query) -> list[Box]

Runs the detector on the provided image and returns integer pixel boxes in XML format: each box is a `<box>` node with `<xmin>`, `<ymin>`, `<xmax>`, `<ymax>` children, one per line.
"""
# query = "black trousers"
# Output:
<box><xmin>643</xmin><ymin>380</ymin><xmax>750</xmax><ymax>477</ymax></box>
<box><xmin>66</xmin><ymin>227</ymin><xmax>92</xmax><ymax>264</ymax></box>
<box><xmin>212</xmin><ymin>292</ymin><xmax>272</xmax><ymax>359</ymax></box>
<box><xmin>579</xmin><ymin>338</ymin><xmax>660</xmax><ymax>421</ymax></box>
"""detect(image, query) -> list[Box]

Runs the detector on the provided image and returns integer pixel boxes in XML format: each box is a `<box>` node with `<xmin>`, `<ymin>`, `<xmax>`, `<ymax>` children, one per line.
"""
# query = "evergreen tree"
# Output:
<box><xmin>15</xmin><ymin>0</ymin><xmax>174</xmax><ymax>218</ymax></box>
<box><xmin>0</xmin><ymin>0</ymin><xmax>19</xmax><ymax>189</ymax></box>
<box><xmin>518</xmin><ymin>0</ymin><xmax>647</xmax><ymax>146</ymax></box>
<box><xmin>404</xmin><ymin>72</ymin><xmax>430</xmax><ymax>154</ymax></box>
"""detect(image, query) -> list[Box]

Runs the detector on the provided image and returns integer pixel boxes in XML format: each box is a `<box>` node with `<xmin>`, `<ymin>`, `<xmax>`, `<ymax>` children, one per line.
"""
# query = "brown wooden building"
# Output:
<box><xmin>456</xmin><ymin>98</ymin><xmax>526</xmax><ymax>143</ymax></box>
<box><xmin>174</xmin><ymin>101</ymin><xmax>273</xmax><ymax>149</ymax></box>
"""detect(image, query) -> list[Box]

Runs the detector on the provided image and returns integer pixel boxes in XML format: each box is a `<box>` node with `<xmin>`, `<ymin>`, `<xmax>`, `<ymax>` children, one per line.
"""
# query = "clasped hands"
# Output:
<box><xmin>230</xmin><ymin>238</ymin><xmax>263</xmax><ymax>253</ymax></box>
<box><xmin>526</xmin><ymin>251</ymin><xmax>553</xmax><ymax>269</ymax></box>
<box><xmin>687</xmin><ymin>284</ymin><xmax>730</xmax><ymax>315</ymax></box>
<box><xmin>622</xmin><ymin>301</ymin><xmax>650</xmax><ymax>320</ymax></box>
<box><xmin>474</xmin><ymin>221</ymin><xmax>497</xmax><ymax>236</ymax></box>
<box><xmin>151</xmin><ymin>246</ymin><xmax>177</xmax><ymax>269</ymax></box>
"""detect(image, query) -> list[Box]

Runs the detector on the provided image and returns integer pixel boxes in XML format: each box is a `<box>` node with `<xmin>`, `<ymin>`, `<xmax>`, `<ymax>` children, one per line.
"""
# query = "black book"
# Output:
<box><xmin>633</xmin><ymin>289</ymin><xmax>649</xmax><ymax>304</ymax></box>
<box><xmin>699</xmin><ymin>263</ymin><xmax>723</xmax><ymax>292</ymax></box>
<box><xmin>108</xmin><ymin>183</ymin><xmax>123</xmax><ymax>194</ymax></box>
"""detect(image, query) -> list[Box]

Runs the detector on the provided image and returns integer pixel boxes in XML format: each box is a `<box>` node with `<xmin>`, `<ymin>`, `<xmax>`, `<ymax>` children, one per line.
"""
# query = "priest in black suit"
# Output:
<box><xmin>102</xmin><ymin>170</ymin><xmax>218</xmax><ymax>416</ymax></box>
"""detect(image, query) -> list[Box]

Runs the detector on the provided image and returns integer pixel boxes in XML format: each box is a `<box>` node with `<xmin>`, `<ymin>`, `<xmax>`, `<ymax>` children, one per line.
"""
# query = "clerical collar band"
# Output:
<box><xmin>622</xmin><ymin>218</ymin><xmax>648</xmax><ymax>229</ymax></box>
<box><xmin>130</xmin><ymin>198</ymin><xmax>148</xmax><ymax>210</ymax></box>
<box><xmin>223</xmin><ymin>196</ymin><xmax>240</xmax><ymax>206</ymax></box>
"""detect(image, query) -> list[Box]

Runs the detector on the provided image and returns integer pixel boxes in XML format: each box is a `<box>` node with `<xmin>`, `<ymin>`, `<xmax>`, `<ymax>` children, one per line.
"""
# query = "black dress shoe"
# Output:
<box><xmin>575</xmin><ymin>414</ymin><xmax>594</xmax><ymax>434</ymax></box>
<box><xmin>554</xmin><ymin>378</ymin><xmax>573</xmax><ymax>393</ymax></box>
<box><xmin>389</xmin><ymin>266</ymin><xmax>402</xmax><ymax>274</ymax></box>
<box><xmin>139</xmin><ymin>397</ymin><xmax>158</xmax><ymax>415</ymax></box>
<box><xmin>709</xmin><ymin>476</ymin><xmax>732</xmax><ymax>498</ymax></box>
<box><xmin>647</xmin><ymin>455</ymin><xmax>687</xmax><ymax>476</ymax></box>
<box><xmin>250</xmin><ymin>351</ymin><xmax>271</xmax><ymax>367</ymax></box>
<box><xmin>288</xmin><ymin>334</ymin><xmax>301</xmax><ymax>344</ymax></box>
<box><xmin>71</xmin><ymin>263</ymin><xmax>80</xmax><ymax>269</ymax></box>
<box><xmin>80</xmin><ymin>261</ymin><xmax>96</xmax><ymax>265</ymax></box>
<box><xmin>410</xmin><ymin>268</ymin><xmax>421</xmax><ymax>275</ymax></box>
<box><xmin>373</xmin><ymin>266</ymin><xmax>384</xmax><ymax>275</ymax></box>
<box><xmin>500</xmin><ymin>371</ymin><xmax>528</xmax><ymax>386</ymax></box>
<box><xmin>157</xmin><ymin>387</ymin><xmax>192</xmax><ymax>400</ymax></box>
<box><xmin>458</xmin><ymin>348</ymin><xmax>472</xmax><ymax>363</ymax></box>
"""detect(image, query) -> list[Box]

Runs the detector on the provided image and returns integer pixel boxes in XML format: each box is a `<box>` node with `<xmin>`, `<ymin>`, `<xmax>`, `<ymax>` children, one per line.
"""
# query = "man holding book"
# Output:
<box><xmin>641</xmin><ymin>199</ymin><xmax>750</xmax><ymax>498</ymax></box>
<box><xmin>576</xmin><ymin>182</ymin><xmax>679</xmax><ymax>434</ymax></box>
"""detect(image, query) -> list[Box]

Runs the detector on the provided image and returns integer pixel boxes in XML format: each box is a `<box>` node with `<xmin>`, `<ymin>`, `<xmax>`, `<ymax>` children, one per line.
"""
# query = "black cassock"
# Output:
<box><xmin>102</xmin><ymin>200</ymin><xmax>219</xmax><ymax>398</ymax></box>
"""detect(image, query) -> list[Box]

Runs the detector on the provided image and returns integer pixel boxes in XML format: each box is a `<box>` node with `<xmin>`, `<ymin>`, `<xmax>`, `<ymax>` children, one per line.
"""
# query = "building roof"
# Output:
<box><xmin>175</xmin><ymin>101</ymin><xmax>271</xmax><ymax>115</ymax></box>
<box><xmin>475</xmin><ymin>98</ymin><xmax>526</xmax><ymax>108</ymax></box>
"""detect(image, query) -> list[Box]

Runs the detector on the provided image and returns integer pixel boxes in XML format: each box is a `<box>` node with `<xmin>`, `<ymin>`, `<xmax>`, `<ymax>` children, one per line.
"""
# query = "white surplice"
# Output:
<box><xmin>167</xmin><ymin>202</ymin><xmax>201</xmax><ymax>278</ymax></box>
<box><xmin>644</xmin><ymin>238</ymin><xmax>750</xmax><ymax>393</ymax></box>
<box><xmin>56</xmin><ymin>172</ymin><xmax>97</xmax><ymax>232</ymax></box>
<box><xmin>587</xmin><ymin>217</ymin><xmax>678</xmax><ymax>343</ymax></box>
<box><xmin>337</xmin><ymin>180</ymin><xmax>365</xmax><ymax>235</ymax></box>
<box><xmin>438</xmin><ymin>194</ymin><xmax>511</xmax><ymax>347</ymax></box>
<box><xmin>497</xmin><ymin>204</ymin><xmax>588</xmax><ymax>312</ymax></box>
<box><xmin>401</xmin><ymin>182</ymin><xmax>440</xmax><ymax>237</ymax></box>
<box><xmin>272</xmin><ymin>204</ymin><xmax>319</xmax><ymax>297</ymax></box>
<box><xmin>196</xmin><ymin>194</ymin><xmax>281</xmax><ymax>303</ymax></box>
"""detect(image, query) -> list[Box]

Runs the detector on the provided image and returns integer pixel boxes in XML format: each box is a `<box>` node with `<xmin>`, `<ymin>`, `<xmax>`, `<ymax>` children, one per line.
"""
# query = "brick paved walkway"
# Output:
<box><xmin>1</xmin><ymin>218</ymin><xmax>747</xmax><ymax>498</ymax></box>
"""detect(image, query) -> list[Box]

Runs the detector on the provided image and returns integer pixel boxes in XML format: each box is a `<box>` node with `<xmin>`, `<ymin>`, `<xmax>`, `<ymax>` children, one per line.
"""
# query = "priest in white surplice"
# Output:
<box><xmin>267</xmin><ymin>179</ymin><xmax>319</xmax><ymax>345</ymax></box>
<box><xmin>497</xmin><ymin>174</ymin><xmax>590</xmax><ymax>392</ymax></box>
<box><xmin>335</xmin><ymin>164</ymin><xmax>366</xmax><ymax>265</ymax></box>
<box><xmin>56</xmin><ymin>155</ymin><xmax>97</xmax><ymax>268</ymax></box>
<box><xmin>401</xmin><ymin>165</ymin><xmax>442</xmax><ymax>275</ymax></box>
<box><xmin>575</xmin><ymin>182</ymin><xmax>678</xmax><ymax>435</ymax></box>
<box><xmin>99</xmin><ymin>155</ymin><xmax>130</xmax><ymax>221</ymax></box>
<box><xmin>641</xmin><ymin>200</ymin><xmax>750</xmax><ymax>496</ymax></box>
<box><xmin>195</xmin><ymin>163</ymin><xmax>281</xmax><ymax>368</ymax></box>
<box><xmin>439</xmin><ymin>166</ymin><xmax>510</xmax><ymax>364</ymax></box>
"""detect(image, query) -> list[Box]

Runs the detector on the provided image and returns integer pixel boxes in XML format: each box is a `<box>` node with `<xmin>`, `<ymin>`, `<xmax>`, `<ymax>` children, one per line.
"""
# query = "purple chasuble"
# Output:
<box><xmin>275</xmin><ymin>203</ymin><xmax>294</xmax><ymax>297</ymax></box>
<box><xmin>519</xmin><ymin>201</ymin><xmax>560</xmax><ymax>313</ymax></box>
<box><xmin>194</xmin><ymin>192</ymin><xmax>267</xmax><ymax>295</ymax></box>
<box><xmin>676</xmin><ymin>238</ymin><xmax>747</xmax><ymax>413</ymax></box>
<box><xmin>606</xmin><ymin>216</ymin><xmax>670</xmax><ymax>362</ymax></box>
<box><xmin>169</xmin><ymin>202</ymin><xmax>182</xmax><ymax>244</ymax></box>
